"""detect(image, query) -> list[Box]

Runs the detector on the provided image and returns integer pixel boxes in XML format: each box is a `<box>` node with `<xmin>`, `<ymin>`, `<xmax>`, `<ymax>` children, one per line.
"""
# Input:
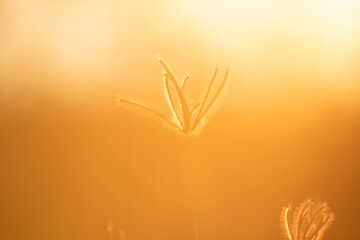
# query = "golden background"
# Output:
<box><xmin>0</xmin><ymin>0</ymin><xmax>359</xmax><ymax>239</ymax></box>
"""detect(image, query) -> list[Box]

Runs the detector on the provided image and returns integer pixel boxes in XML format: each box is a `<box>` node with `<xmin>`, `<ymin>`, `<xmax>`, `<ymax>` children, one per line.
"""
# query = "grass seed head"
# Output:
<box><xmin>116</xmin><ymin>57</ymin><xmax>229</xmax><ymax>137</ymax></box>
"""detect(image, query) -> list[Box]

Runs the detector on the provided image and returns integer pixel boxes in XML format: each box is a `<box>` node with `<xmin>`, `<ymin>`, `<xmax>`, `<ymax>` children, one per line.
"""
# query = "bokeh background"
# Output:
<box><xmin>1</xmin><ymin>0</ymin><xmax>360</xmax><ymax>239</ymax></box>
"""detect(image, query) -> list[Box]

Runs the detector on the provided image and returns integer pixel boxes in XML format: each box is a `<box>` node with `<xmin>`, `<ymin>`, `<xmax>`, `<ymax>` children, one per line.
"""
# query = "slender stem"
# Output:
<box><xmin>191</xmin><ymin>189</ymin><xmax>200</xmax><ymax>240</ymax></box>
<box><xmin>183</xmin><ymin>140</ymin><xmax>200</xmax><ymax>240</ymax></box>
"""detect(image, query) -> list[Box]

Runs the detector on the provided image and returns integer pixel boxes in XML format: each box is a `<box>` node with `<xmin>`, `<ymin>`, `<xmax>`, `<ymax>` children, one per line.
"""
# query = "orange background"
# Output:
<box><xmin>0</xmin><ymin>1</ymin><xmax>360</xmax><ymax>240</ymax></box>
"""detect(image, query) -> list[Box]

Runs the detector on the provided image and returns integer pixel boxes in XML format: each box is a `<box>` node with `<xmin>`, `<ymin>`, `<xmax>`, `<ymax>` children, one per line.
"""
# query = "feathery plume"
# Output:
<box><xmin>280</xmin><ymin>199</ymin><xmax>335</xmax><ymax>240</ymax></box>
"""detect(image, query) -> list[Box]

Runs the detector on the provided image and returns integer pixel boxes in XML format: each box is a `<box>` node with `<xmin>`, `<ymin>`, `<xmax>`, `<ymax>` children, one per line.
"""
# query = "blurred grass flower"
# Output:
<box><xmin>281</xmin><ymin>199</ymin><xmax>335</xmax><ymax>240</ymax></box>
<box><xmin>107</xmin><ymin>221</ymin><xmax>125</xmax><ymax>240</ymax></box>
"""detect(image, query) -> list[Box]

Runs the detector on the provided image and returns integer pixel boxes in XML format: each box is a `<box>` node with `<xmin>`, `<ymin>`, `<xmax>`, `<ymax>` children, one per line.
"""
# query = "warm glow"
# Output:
<box><xmin>50</xmin><ymin>3</ymin><xmax>116</xmax><ymax>73</ymax></box>
<box><xmin>1</xmin><ymin>1</ymin><xmax>360</xmax><ymax>240</ymax></box>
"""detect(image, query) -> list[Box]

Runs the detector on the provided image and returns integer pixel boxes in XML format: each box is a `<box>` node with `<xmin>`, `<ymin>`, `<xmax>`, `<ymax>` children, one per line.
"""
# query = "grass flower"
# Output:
<box><xmin>116</xmin><ymin>58</ymin><xmax>229</xmax><ymax>137</ymax></box>
<box><xmin>281</xmin><ymin>199</ymin><xmax>335</xmax><ymax>240</ymax></box>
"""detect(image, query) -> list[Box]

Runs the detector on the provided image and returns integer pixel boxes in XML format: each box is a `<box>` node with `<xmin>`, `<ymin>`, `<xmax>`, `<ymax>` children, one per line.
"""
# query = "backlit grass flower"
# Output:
<box><xmin>116</xmin><ymin>58</ymin><xmax>229</xmax><ymax>137</ymax></box>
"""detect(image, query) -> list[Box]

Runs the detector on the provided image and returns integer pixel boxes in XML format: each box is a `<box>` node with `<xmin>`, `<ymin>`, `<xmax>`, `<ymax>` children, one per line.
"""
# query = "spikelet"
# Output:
<box><xmin>280</xmin><ymin>199</ymin><xmax>335</xmax><ymax>240</ymax></box>
<box><xmin>116</xmin><ymin>57</ymin><xmax>229</xmax><ymax>137</ymax></box>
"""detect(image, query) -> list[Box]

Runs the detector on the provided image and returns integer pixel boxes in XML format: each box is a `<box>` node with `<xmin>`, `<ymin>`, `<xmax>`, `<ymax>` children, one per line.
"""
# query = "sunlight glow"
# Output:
<box><xmin>50</xmin><ymin>3</ymin><xmax>116</xmax><ymax>75</ymax></box>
